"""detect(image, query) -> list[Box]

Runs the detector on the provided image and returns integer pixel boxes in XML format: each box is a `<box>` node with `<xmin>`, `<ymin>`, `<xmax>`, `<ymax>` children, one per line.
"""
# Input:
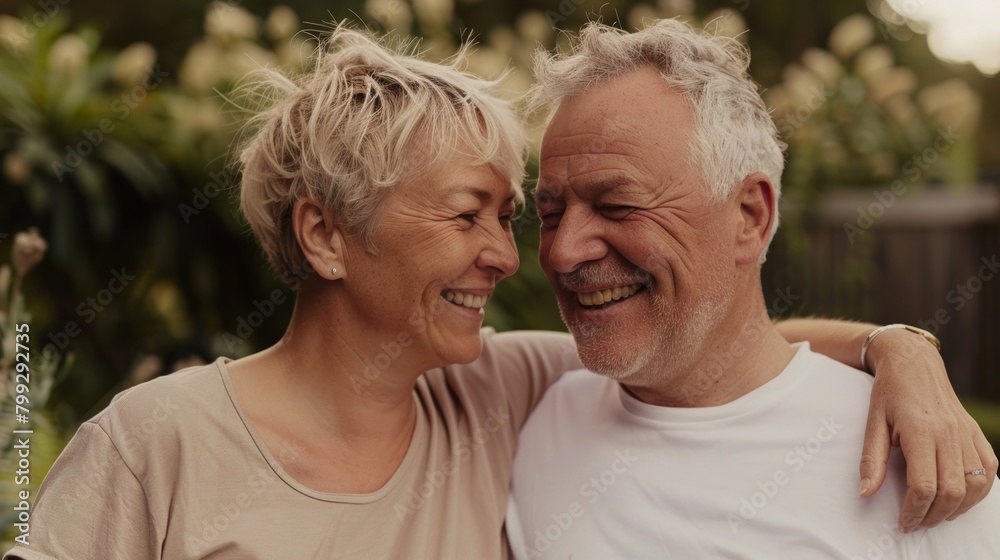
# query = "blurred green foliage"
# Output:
<box><xmin>964</xmin><ymin>399</ymin><xmax>1000</xmax><ymax>456</ymax></box>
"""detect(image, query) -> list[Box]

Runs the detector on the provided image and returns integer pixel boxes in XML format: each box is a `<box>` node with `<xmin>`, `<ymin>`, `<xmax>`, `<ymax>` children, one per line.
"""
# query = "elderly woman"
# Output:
<box><xmin>6</xmin><ymin>27</ymin><xmax>993</xmax><ymax>559</ymax></box>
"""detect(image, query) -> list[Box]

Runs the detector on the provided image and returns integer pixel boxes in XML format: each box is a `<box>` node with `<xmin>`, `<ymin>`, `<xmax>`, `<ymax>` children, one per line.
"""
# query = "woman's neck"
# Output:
<box><xmin>226</xmin><ymin>288</ymin><xmax>430</xmax><ymax>492</ymax></box>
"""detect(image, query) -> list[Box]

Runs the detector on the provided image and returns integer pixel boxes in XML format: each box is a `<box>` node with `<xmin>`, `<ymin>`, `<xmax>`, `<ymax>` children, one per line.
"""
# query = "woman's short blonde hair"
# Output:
<box><xmin>236</xmin><ymin>26</ymin><xmax>527</xmax><ymax>285</ymax></box>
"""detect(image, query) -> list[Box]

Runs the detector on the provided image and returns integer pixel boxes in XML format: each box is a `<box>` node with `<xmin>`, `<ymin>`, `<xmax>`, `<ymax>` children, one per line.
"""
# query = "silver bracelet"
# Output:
<box><xmin>860</xmin><ymin>324</ymin><xmax>942</xmax><ymax>372</ymax></box>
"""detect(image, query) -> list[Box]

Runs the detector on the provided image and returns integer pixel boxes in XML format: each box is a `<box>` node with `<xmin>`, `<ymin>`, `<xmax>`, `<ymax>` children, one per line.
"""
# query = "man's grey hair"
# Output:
<box><xmin>235</xmin><ymin>25</ymin><xmax>527</xmax><ymax>285</ymax></box>
<box><xmin>530</xmin><ymin>19</ymin><xmax>786</xmax><ymax>255</ymax></box>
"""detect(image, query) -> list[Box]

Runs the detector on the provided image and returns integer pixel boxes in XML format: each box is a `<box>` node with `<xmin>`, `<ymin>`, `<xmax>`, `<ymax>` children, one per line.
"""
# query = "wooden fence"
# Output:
<box><xmin>763</xmin><ymin>186</ymin><xmax>1000</xmax><ymax>400</ymax></box>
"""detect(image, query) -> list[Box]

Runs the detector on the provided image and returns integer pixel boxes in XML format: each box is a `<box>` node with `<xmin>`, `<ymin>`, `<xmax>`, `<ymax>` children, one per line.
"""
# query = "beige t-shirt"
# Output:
<box><xmin>4</xmin><ymin>329</ymin><xmax>579</xmax><ymax>560</ymax></box>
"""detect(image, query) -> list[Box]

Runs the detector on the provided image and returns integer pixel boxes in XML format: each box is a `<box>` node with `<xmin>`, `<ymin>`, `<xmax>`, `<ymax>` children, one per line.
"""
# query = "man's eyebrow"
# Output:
<box><xmin>534</xmin><ymin>176</ymin><xmax>638</xmax><ymax>203</ymax></box>
<box><xmin>577</xmin><ymin>177</ymin><xmax>636</xmax><ymax>198</ymax></box>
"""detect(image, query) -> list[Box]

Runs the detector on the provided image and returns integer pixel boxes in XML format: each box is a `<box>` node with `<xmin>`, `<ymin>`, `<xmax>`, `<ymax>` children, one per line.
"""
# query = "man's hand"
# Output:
<box><xmin>863</xmin><ymin>328</ymin><xmax>998</xmax><ymax>532</ymax></box>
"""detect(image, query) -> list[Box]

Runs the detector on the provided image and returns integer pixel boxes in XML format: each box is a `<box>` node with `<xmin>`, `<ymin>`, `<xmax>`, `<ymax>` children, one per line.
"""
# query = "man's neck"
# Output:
<box><xmin>623</xmin><ymin>299</ymin><xmax>797</xmax><ymax>408</ymax></box>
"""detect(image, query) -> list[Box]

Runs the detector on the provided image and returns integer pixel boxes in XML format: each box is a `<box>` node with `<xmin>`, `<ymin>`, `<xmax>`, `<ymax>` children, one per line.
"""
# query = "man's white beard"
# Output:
<box><xmin>567</xmin><ymin>272</ymin><xmax>736</xmax><ymax>399</ymax></box>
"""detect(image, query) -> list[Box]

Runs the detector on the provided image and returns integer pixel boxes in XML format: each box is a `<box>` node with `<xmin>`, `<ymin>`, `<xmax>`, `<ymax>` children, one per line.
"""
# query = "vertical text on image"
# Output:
<box><xmin>10</xmin><ymin>323</ymin><xmax>34</xmax><ymax>545</ymax></box>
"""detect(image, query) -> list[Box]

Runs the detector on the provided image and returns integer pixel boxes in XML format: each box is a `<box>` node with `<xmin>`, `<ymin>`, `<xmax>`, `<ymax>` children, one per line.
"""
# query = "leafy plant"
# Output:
<box><xmin>0</xmin><ymin>230</ymin><xmax>71</xmax><ymax>547</ymax></box>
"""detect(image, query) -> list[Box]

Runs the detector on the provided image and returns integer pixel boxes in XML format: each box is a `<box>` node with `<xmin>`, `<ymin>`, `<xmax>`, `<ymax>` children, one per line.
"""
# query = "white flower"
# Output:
<box><xmin>412</xmin><ymin>0</ymin><xmax>454</xmax><ymax>28</ymax></box>
<box><xmin>223</xmin><ymin>41</ymin><xmax>277</xmax><ymax>81</ymax></box>
<box><xmin>12</xmin><ymin>228</ymin><xmax>47</xmax><ymax>277</ymax></box>
<box><xmin>422</xmin><ymin>34</ymin><xmax>456</xmax><ymax>63</ymax></box>
<box><xmin>499</xmin><ymin>67</ymin><xmax>532</xmax><ymax>96</ymax></box>
<box><xmin>658</xmin><ymin>0</ymin><xmax>694</xmax><ymax>18</ymax></box>
<box><xmin>801</xmin><ymin>48</ymin><xmax>844</xmax><ymax>86</ymax></box>
<box><xmin>467</xmin><ymin>47</ymin><xmax>508</xmax><ymax>80</ymax></box>
<box><xmin>48</xmin><ymin>34</ymin><xmax>89</xmax><ymax>78</ymax></box>
<box><xmin>829</xmin><ymin>14</ymin><xmax>875</xmax><ymax>60</ymax></box>
<box><xmin>112</xmin><ymin>42</ymin><xmax>157</xmax><ymax>86</ymax></box>
<box><xmin>0</xmin><ymin>15</ymin><xmax>30</xmax><ymax>54</ymax></box>
<box><xmin>704</xmin><ymin>8</ymin><xmax>747</xmax><ymax>40</ymax></box>
<box><xmin>917</xmin><ymin>79</ymin><xmax>980</xmax><ymax>135</ymax></box>
<box><xmin>179</xmin><ymin>40</ymin><xmax>222</xmax><ymax>93</ymax></box>
<box><xmin>517</xmin><ymin>11</ymin><xmax>553</xmax><ymax>43</ymax></box>
<box><xmin>488</xmin><ymin>27</ymin><xmax>516</xmax><ymax>55</ymax></box>
<box><xmin>206</xmin><ymin>2</ymin><xmax>260</xmax><ymax>43</ymax></box>
<box><xmin>629</xmin><ymin>4</ymin><xmax>660</xmax><ymax>31</ymax></box>
<box><xmin>782</xmin><ymin>63</ymin><xmax>825</xmax><ymax>108</ymax></box>
<box><xmin>867</xmin><ymin>67</ymin><xmax>916</xmax><ymax>105</ymax></box>
<box><xmin>365</xmin><ymin>0</ymin><xmax>413</xmax><ymax>33</ymax></box>
<box><xmin>276</xmin><ymin>36</ymin><xmax>314</xmax><ymax>69</ymax></box>
<box><xmin>854</xmin><ymin>45</ymin><xmax>894</xmax><ymax>80</ymax></box>
<box><xmin>266</xmin><ymin>6</ymin><xmax>299</xmax><ymax>42</ymax></box>
<box><xmin>765</xmin><ymin>85</ymin><xmax>793</xmax><ymax>116</ymax></box>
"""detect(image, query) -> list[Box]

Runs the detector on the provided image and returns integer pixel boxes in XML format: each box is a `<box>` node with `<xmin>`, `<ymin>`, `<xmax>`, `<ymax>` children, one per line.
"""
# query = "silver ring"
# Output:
<box><xmin>966</xmin><ymin>469</ymin><xmax>987</xmax><ymax>476</ymax></box>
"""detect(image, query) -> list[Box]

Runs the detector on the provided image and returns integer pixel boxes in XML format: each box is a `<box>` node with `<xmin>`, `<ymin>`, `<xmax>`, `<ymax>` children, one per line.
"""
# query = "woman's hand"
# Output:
<box><xmin>863</xmin><ymin>328</ymin><xmax>998</xmax><ymax>532</ymax></box>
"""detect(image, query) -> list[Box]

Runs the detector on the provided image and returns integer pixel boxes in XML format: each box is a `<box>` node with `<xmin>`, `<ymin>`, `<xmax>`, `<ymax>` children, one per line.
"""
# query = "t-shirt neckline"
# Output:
<box><xmin>215</xmin><ymin>356</ymin><xmax>428</xmax><ymax>504</ymax></box>
<box><xmin>615</xmin><ymin>342</ymin><xmax>814</xmax><ymax>425</ymax></box>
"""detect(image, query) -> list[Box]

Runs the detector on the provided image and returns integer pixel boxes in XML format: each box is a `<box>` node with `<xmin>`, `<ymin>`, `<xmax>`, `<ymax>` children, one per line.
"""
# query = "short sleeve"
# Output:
<box><xmin>3</xmin><ymin>422</ymin><xmax>159</xmax><ymax>560</ymax></box>
<box><xmin>483</xmin><ymin>330</ymin><xmax>582</xmax><ymax>433</ymax></box>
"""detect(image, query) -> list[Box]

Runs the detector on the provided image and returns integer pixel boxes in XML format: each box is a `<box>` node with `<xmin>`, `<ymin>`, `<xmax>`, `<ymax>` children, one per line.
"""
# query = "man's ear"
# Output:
<box><xmin>292</xmin><ymin>198</ymin><xmax>347</xmax><ymax>281</ymax></box>
<box><xmin>733</xmin><ymin>172</ymin><xmax>777</xmax><ymax>266</ymax></box>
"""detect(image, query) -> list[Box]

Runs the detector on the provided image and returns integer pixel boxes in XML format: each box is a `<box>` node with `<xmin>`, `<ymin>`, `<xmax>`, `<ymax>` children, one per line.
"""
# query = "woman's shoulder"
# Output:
<box><xmin>425</xmin><ymin>328</ymin><xmax>579</xmax><ymax>399</ymax></box>
<box><xmin>420</xmin><ymin>328</ymin><xmax>582</xmax><ymax>440</ymax></box>
<box><xmin>477</xmin><ymin>328</ymin><xmax>579</xmax><ymax>371</ymax></box>
<box><xmin>88</xmin><ymin>358</ymin><xmax>232</xmax><ymax>455</ymax></box>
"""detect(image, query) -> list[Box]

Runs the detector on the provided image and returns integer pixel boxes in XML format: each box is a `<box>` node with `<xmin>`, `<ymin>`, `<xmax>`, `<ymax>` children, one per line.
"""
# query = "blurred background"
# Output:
<box><xmin>0</xmin><ymin>0</ymin><xmax>998</xmax><ymax>539</ymax></box>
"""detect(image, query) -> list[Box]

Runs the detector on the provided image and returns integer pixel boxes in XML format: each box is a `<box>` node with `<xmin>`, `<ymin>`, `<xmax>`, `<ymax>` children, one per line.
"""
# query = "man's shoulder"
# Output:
<box><xmin>522</xmin><ymin>368</ymin><xmax>615</xmax><ymax>421</ymax></box>
<box><xmin>913</xmin><ymin>476</ymin><xmax>1000</xmax><ymax>557</ymax></box>
<box><xmin>787</xmin><ymin>344</ymin><xmax>875</xmax><ymax>396</ymax></box>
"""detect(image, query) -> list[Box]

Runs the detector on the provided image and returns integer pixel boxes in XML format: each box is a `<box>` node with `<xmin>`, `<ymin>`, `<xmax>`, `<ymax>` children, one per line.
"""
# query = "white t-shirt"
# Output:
<box><xmin>507</xmin><ymin>343</ymin><xmax>1000</xmax><ymax>560</ymax></box>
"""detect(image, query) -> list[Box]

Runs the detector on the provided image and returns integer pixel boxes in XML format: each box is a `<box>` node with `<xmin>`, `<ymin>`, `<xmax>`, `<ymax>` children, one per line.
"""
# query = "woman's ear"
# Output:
<box><xmin>733</xmin><ymin>172</ymin><xmax>777</xmax><ymax>266</ymax></box>
<box><xmin>292</xmin><ymin>199</ymin><xmax>347</xmax><ymax>281</ymax></box>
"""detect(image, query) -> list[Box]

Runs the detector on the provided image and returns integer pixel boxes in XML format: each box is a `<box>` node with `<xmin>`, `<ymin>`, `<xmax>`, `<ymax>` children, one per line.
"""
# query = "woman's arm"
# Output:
<box><xmin>776</xmin><ymin>317</ymin><xmax>998</xmax><ymax>533</ymax></box>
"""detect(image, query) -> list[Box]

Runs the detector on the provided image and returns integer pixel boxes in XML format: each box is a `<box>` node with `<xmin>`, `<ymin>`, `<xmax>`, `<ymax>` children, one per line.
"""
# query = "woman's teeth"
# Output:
<box><xmin>577</xmin><ymin>284</ymin><xmax>642</xmax><ymax>307</ymax></box>
<box><xmin>443</xmin><ymin>290</ymin><xmax>488</xmax><ymax>309</ymax></box>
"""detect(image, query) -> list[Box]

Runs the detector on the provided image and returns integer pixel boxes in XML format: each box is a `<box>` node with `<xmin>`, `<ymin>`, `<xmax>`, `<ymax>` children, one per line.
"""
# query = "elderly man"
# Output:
<box><xmin>507</xmin><ymin>19</ymin><xmax>1000</xmax><ymax>559</ymax></box>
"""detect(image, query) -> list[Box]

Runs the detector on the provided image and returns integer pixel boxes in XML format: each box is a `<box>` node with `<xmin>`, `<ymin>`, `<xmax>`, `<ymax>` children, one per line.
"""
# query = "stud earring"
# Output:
<box><xmin>331</xmin><ymin>267</ymin><xmax>338</xmax><ymax>275</ymax></box>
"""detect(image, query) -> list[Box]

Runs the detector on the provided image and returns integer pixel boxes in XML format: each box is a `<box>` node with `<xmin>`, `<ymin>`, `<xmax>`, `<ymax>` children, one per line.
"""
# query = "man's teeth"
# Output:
<box><xmin>577</xmin><ymin>284</ymin><xmax>642</xmax><ymax>306</ymax></box>
<box><xmin>443</xmin><ymin>290</ymin><xmax>488</xmax><ymax>309</ymax></box>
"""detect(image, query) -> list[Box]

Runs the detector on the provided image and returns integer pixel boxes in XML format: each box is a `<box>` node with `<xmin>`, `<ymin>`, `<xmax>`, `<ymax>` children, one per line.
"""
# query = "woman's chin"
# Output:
<box><xmin>438</xmin><ymin>332</ymin><xmax>484</xmax><ymax>365</ymax></box>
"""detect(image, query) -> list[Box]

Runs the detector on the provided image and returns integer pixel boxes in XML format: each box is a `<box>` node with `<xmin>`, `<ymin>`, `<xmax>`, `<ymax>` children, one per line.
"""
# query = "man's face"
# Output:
<box><xmin>536</xmin><ymin>66</ymin><xmax>738</xmax><ymax>383</ymax></box>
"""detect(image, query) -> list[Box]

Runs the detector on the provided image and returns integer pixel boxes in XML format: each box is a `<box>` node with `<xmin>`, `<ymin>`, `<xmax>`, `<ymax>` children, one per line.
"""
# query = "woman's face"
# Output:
<box><xmin>342</xmin><ymin>153</ymin><xmax>520</xmax><ymax>369</ymax></box>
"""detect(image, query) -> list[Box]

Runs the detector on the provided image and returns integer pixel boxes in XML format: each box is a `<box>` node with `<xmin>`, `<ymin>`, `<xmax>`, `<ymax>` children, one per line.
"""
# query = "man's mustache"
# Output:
<box><xmin>558</xmin><ymin>265</ymin><xmax>653</xmax><ymax>291</ymax></box>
